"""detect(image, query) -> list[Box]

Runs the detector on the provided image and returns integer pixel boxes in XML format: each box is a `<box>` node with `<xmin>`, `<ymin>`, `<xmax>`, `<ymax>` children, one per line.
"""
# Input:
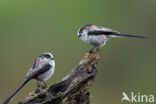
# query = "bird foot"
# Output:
<box><xmin>89</xmin><ymin>48</ymin><xmax>95</xmax><ymax>53</ymax></box>
<box><xmin>89</xmin><ymin>47</ymin><xmax>99</xmax><ymax>53</ymax></box>
<box><xmin>35</xmin><ymin>85</ymin><xmax>47</xmax><ymax>94</ymax></box>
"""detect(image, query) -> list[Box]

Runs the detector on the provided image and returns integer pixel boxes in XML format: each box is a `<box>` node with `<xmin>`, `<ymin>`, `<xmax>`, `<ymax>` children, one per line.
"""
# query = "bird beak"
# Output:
<box><xmin>78</xmin><ymin>34</ymin><xmax>81</xmax><ymax>37</ymax></box>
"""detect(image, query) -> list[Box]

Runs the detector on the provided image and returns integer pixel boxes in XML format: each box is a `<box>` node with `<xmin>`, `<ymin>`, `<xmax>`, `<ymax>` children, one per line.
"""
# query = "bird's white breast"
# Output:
<box><xmin>83</xmin><ymin>35</ymin><xmax>108</xmax><ymax>47</ymax></box>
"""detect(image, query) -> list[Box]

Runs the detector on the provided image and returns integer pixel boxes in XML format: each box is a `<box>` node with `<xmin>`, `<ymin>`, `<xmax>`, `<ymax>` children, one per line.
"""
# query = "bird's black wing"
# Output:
<box><xmin>25</xmin><ymin>63</ymin><xmax>52</xmax><ymax>80</ymax></box>
<box><xmin>88</xmin><ymin>30</ymin><xmax>119</xmax><ymax>36</ymax></box>
<box><xmin>88</xmin><ymin>30</ymin><xmax>148</xmax><ymax>39</ymax></box>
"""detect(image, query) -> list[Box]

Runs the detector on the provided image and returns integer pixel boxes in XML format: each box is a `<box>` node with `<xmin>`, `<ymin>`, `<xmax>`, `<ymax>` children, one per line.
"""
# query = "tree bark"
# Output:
<box><xmin>19</xmin><ymin>49</ymin><xmax>100</xmax><ymax>104</ymax></box>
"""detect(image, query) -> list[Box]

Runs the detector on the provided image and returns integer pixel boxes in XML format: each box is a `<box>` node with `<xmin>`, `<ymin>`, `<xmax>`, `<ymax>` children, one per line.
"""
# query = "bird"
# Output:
<box><xmin>78</xmin><ymin>24</ymin><xmax>148</xmax><ymax>48</ymax></box>
<box><xmin>3</xmin><ymin>52</ymin><xmax>55</xmax><ymax>104</ymax></box>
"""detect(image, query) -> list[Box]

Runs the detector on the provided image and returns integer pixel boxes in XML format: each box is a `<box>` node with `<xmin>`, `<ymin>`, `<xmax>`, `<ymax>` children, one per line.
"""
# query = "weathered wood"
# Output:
<box><xmin>19</xmin><ymin>49</ymin><xmax>100</xmax><ymax>104</ymax></box>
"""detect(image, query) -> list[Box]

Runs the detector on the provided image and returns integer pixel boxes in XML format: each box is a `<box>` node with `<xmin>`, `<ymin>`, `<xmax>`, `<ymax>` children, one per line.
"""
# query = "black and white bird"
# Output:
<box><xmin>78</xmin><ymin>24</ymin><xmax>148</xmax><ymax>47</ymax></box>
<box><xmin>3</xmin><ymin>52</ymin><xmax>55</xmax><ymax>104</ymax></box>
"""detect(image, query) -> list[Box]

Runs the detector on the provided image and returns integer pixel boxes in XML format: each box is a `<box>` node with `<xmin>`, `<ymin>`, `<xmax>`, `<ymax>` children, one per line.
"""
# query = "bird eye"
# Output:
<box><xmin>79</xmin><ymin>26</ymin><xmax>85</xmax><ymax>34</ymax></box>
<box><xmin>79</xmin><ymin>29</ymin><xmax>83</xmax><ymax>34</ymax></box>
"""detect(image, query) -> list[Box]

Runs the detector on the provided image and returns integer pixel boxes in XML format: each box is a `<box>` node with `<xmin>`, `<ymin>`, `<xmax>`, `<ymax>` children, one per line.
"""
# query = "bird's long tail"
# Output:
<box><xmin>3</xmin><ymin>79</ymin><xmax>30</xmax><ymax>104</ymax></box>
<box><xmin>110</xmin><ymin>34</ymin><xmax>149</xmax><ymax>39</ymax></box>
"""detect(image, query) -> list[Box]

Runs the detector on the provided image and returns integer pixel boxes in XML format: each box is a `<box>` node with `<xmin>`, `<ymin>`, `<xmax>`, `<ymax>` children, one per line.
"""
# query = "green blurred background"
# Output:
<box><xmin>0</xmin><ymin>0</ymin><xmax>155</xmax><ymax>104</ymax></box>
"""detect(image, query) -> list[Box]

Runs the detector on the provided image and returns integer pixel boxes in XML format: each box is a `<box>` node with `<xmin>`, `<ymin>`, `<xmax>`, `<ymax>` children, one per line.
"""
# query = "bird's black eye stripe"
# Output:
<box><xmin>43</xmin><ymin>54</ymin><xmax>51</xmax><ymax>58</ymax></box>
<box><xmin>79</xmin><ymin>24</ymin><xmax>93</xmax><ymax>34</ymax></box>
<box><xmin>79</xmin><ymin>27</ymin><xmax>85</xmax><ymax>34</ymax></box>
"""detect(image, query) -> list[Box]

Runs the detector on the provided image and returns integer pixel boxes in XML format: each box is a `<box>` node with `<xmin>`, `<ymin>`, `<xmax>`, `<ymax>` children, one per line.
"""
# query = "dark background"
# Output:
<box><xmin>0</xmin><ymin>0</ymin><xmax>155</xmax><ymax>104</ymax></box>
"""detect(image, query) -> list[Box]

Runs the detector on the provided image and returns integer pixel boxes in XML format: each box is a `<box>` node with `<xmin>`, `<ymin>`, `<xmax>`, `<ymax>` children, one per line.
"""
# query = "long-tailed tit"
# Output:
<box><xmin>3</xmin><ymin>52</ymin><xmax>55</xmax><ymax>104</ymax></box>
<box><xmin>78</xmin><ymin>24</ymin><xmax>148</xmax><ymax>47</ymax></box>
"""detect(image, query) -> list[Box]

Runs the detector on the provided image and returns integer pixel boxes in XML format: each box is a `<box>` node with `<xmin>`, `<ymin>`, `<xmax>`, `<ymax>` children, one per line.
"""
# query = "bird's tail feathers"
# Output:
<box><xmin>109</xmin><ymin>34</ymin><xmax>149</xmax><ymax>39</ymax></box>
<box><xmin>3</xmin><ymin>79</ymin><xmax>30</xmax><ymax>104</ymax></box>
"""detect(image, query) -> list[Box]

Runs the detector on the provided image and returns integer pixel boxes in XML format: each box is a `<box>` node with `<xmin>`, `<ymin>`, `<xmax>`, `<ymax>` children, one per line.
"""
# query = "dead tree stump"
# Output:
<box><xmin>19</xmin><ymin>49</ymin><xmax>100</xmax><ymax>104</ymax></box>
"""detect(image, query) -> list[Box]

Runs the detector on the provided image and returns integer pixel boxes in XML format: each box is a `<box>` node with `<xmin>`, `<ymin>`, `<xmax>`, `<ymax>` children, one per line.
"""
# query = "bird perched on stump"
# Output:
<box><xmin>3</xmin><ymin>52</ymin><xmax>55</xmax><ymax>104</ymax></box>
<box><xmin>78</xmin><ymin>24</ymin><xmax>148</xmax><ymax>48</ymax></box>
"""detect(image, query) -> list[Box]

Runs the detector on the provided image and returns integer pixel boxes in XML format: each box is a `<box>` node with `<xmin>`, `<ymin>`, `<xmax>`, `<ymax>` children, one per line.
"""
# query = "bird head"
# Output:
<box><xmin>40</xmin><ymin>52</ymin><xmax>54</xmax><ymax>60</ymax></box>
<box><xmin>78</xmin><ymin>24</ymin><xmax>97</xmax><ymax>38</ymax></box>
